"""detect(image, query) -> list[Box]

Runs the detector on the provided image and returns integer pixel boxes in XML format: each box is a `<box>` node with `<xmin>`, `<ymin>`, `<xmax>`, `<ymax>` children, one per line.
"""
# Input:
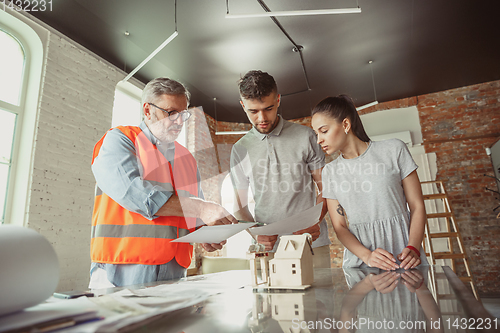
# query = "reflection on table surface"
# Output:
<box><xmin>101</xmin><ymin>266</ymin><xmax>496</xmax><ymax>333</ymax></box>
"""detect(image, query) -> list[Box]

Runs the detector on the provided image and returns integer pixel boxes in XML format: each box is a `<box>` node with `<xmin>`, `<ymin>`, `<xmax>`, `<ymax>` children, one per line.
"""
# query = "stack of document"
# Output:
<box><xmin>0</xmin><ymin>303</ymin><xmax>99</xmax><ymax>333</ymax></box>
<box><xmin>0</xmin><ymin>285</ymin><xmax>209</xmax><ymax>333</ymax></box>
<box><xmin>80</xmin><ymin>271</ymin><xmax>249</xmax><ymax>332</ymax></box>
<box><xmin>1</xmin><ymin>271</ymin><xmax>249</xmax><ymax>333</ymax></box>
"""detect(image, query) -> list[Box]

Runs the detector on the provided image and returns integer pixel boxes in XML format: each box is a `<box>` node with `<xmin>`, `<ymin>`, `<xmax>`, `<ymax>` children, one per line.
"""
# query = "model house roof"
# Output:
<box><xmin>274</xmin><ymin>234</ymin><xmax>312</xmax><ymax>259</ymax></box>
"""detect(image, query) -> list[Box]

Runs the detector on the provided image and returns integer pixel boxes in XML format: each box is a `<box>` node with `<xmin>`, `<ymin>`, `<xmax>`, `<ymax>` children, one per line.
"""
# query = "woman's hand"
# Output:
<box><xmin>397</xmin><ymin>247</ymin><xmax>421</xmax><ymax>270</ymax></box>
<box><xmin>365</xmin><ymin>248</ymin><xmax>399</xmax><ymax>271</ymax></box>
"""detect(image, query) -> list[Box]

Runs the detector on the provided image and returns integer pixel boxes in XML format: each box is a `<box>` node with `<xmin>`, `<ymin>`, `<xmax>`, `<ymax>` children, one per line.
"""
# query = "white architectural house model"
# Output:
<box><xmin>247</xmin><ymin>233</ymin><xmax>314</xmax><ymax>290</ymax></box>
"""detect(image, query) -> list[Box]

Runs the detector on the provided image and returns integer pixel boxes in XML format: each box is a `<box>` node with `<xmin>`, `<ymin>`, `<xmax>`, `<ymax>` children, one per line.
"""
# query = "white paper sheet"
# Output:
<box><xmin>249</xmin><ymin>203</ymin><xmax>323</xmax><ymax>236</ymax></box>
<box><xmin>0</xmin><ymin>225</ymin><xmax>59</xmax><ymax>316</ymax></box>
<box><xmin>171</xmin><ymin>222</ymin><xmax>257</xmax><ymax>243</ymax></box>
<box><xmin>115</xmin><ymin>270</ymin><xmax>251</xmax><ymax>298</ymax></box>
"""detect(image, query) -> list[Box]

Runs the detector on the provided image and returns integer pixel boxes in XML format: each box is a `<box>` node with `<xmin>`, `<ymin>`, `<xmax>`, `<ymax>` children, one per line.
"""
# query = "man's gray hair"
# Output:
<box><xmin>141</xmin><ymin>78</ymin><xmax>191</xmax><ymax>105</ymax></box>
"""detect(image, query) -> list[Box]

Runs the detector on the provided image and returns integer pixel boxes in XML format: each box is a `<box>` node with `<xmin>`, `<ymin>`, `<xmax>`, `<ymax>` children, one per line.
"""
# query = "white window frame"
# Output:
<box><xmin>0</xmin><ymin>9</ymin><xmax>44</xmax><ymax>225</ymax></box>
<box><xmin>0</xmin><ymin>29</ymin><xmax>26</xmax><ymax>223</ymax></box>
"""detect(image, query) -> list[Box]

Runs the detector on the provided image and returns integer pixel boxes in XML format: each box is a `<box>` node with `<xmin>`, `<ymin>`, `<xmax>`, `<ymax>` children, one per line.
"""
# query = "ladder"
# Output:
<box><xmin>420</xmin><ymin>180</ymin><xmax>479</xmax><ymax>300</ymax></box>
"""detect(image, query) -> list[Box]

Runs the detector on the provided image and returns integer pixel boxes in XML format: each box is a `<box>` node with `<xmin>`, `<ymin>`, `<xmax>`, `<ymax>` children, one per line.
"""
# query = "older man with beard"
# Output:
<box><xmin>89</xmin><ymin>78</ymin><xmax>237</xmax><ymax>288</ymax></box>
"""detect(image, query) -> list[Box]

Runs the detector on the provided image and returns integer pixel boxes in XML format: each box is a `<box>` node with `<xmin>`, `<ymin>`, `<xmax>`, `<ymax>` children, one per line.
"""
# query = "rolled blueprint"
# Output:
<box><xmin>0</xmin><ymin>225</ymin><xmax>59</xmax><ymax>316</ymax></box>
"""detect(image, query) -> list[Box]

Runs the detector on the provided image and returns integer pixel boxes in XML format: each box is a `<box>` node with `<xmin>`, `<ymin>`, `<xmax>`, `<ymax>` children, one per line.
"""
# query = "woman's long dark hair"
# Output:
<box><xmin>311</xmin><ymin>94</ymin><xmax>370</xmax><ymax>142</ymax></box>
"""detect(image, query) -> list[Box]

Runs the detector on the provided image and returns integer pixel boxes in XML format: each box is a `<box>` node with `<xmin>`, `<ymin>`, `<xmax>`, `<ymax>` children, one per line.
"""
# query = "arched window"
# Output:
<box><xmin>0</xmin><ymin>29</ymin><xmax>26</xmax><ymax>223</ymax></box>
<box><xmin>0</xmin><ymin>9</ymin><xmax>44</xmax><ymax>226</ymax></box>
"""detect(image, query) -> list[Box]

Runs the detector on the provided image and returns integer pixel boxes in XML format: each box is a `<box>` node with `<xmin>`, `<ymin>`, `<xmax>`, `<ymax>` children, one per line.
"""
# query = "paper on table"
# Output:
<box><xmin>54</xmin><ymin>271</ymin><xmax>249</xmax><ymax>333</ymax></box>
<box><xmin>116</xmin><ymin>270</ymin><xmax>251</xmax><ymax>298</ymax></box>
<box><xmin>249</xmin><ymin>202</ymin><xmax>323</xmax><ymax>236</ymax></box>
<box><xmin>0</xmin><ymin>225</ymin><xmax>59</xmax><ymax>316</ymax></box>
<box><xmin>171</xmin><ymin>222</ymin><xmax>257</xmax><ymax>243</ymax></box>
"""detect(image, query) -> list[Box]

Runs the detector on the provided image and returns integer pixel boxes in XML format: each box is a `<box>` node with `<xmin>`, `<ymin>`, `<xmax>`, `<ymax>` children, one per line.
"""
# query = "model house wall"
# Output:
<box><xmin>269</xmin><ymin>234</ymin><xmax>314</xmax><ymax>288</ymax></box>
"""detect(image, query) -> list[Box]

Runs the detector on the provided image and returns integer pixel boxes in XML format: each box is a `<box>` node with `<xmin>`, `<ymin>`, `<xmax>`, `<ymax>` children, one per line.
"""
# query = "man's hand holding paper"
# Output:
<box><xmin>248</xmin><ymin>203</ymin><xmax>323</xmax><ymax>236</ymax></box>
<box><xmin>293</xmin><ymin>222</ymin><xmax>321</xmax><ymax>242</ymax></box>
<box><xmin>201</xmin><ymin>241</ymin><xmax>226</xmax><ymax>252</ymax></box>
<box><xmin>256</xmin><ymin>235</ymin><xmax>278</xmax><ymax>251</ymax></box>
<box><xmin>198</xmin><ymin>201</ymin><xmax>238</xmax><ymax>226</ymax></box>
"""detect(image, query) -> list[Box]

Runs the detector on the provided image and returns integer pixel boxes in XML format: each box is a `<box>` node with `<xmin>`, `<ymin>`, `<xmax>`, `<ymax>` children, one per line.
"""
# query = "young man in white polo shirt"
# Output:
<box><xmin>230</xmin><ymin>70</ymin><xmax>331</xmax><ymax>267</ymax></box>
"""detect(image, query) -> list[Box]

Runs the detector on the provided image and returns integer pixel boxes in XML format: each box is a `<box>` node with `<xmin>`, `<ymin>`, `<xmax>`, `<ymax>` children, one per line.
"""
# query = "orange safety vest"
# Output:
<box><xmin>90</xmin><ymin>126</ymin><xmax>197</xmax><ymax>268</ymax></box>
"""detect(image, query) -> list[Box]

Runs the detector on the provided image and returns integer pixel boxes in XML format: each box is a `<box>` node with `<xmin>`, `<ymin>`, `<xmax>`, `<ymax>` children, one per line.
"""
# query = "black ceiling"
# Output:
<box><xmin>29</xmin><ymin>0</ymin><xmax>500</xmax><ymax>123</ymax></box>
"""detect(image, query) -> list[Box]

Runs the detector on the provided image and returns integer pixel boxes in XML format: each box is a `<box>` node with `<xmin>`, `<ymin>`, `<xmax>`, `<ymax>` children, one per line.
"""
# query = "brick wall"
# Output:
<box><xmin>214</xmin><ymin>120</ymin><xmax>252</xmax><ymax>174</ymax></box>
<box><xmin>188</xmin><ymin>111</ymin><xmax>239</xmax><ymax>261</ymax></box>
<box><xmin>353</xmin><ymin>84</ymin><xmax>499</xmax><ymax>296</ymax></box>
<box><xmin>25</xmin><ymin>31</ymin><xmax>123</xmax><ymax>291</ymax></box>
<box><xmin>358</xmin><ymin>82</ymin><xmax>499</xmax><ymax>296</ymax></box>
<box><xmin>187</xmin><ymin>107</ymin><xmax>221</xmax><ymax>203</ymax></box>
<box><xmin>418</xmin><ymin>81</ymin><xmax>500</xmax><ymax>296</ymax></box>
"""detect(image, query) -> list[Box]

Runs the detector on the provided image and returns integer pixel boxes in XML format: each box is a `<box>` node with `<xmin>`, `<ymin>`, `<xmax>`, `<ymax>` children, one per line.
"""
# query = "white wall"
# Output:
<box><xmin>28</xmin><ymin>33</ymin><xmax>124</xmax><ymax>291</ymax></box>
<box><xmin>111</xmin><ymin>81</ymin><xmax>143</xmax><ymax>128</ymax></box>
<box><xmin>361</xmin><ymin>106</ymin><xmax>423</xmax><ymax>145</ymax></box>
<box><xmin>360</xmin><ymin>106</ymin><xmax>437</xmax><ymax>182</ymax></box>
<box><xmin>3</xmin><ymin>8</ymin><xmax>128</xmax><ymax>291</ymax></box>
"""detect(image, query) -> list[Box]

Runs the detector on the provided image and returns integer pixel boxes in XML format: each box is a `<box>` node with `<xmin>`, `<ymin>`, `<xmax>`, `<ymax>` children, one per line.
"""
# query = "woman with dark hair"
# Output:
<box><xmin>311</xmin><ymin>95</ymin><xmax>427</xmax><ymax>270</ymax></box>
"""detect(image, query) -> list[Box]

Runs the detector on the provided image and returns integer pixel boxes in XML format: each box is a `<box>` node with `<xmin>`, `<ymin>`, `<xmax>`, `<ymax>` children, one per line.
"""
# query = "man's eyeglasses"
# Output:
<box><xmin>149</xmin><ymin>103</ymin><xmax>191</xmax><ymax>122</ymax></box>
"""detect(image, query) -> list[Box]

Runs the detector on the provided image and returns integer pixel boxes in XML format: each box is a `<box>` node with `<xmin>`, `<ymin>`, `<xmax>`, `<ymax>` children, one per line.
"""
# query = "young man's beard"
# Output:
<box><xmin>254</xmin><ymin>116</ymin><xmax>278</xmax><ymax>134</ymax></box>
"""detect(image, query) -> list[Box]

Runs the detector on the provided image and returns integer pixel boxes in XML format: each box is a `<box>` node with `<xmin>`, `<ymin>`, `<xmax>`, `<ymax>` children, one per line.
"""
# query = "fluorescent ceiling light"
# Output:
<box><xmin>122</xmin><ymin>31</ymin><xmax>178</xmax><ymax>82</ymax></box>
<box><xmin>215</xmin><ymin>130</ymin><xmax>249</xmax><ymax>135</ymax></box>
<box><xmin>356</xmin><ymin>61</ymin><xmax>379</xmax><ymax>111</ymax></box>
<box><xmin>356</xmin><ymin>100</ymin><xmax>378</xmax><ymax>111</ymax></box>
<box><xmin>226</xmin><ymin>7</ymin><xmax>361</xmax><ymax>19</ymax></box>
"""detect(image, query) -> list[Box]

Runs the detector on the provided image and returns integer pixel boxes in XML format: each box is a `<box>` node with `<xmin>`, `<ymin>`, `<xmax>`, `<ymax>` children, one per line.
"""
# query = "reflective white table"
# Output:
<box><xmin>98</xmin><ymin>266</ymin><xmax>496</xmax><ymax>333</ymax></box>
